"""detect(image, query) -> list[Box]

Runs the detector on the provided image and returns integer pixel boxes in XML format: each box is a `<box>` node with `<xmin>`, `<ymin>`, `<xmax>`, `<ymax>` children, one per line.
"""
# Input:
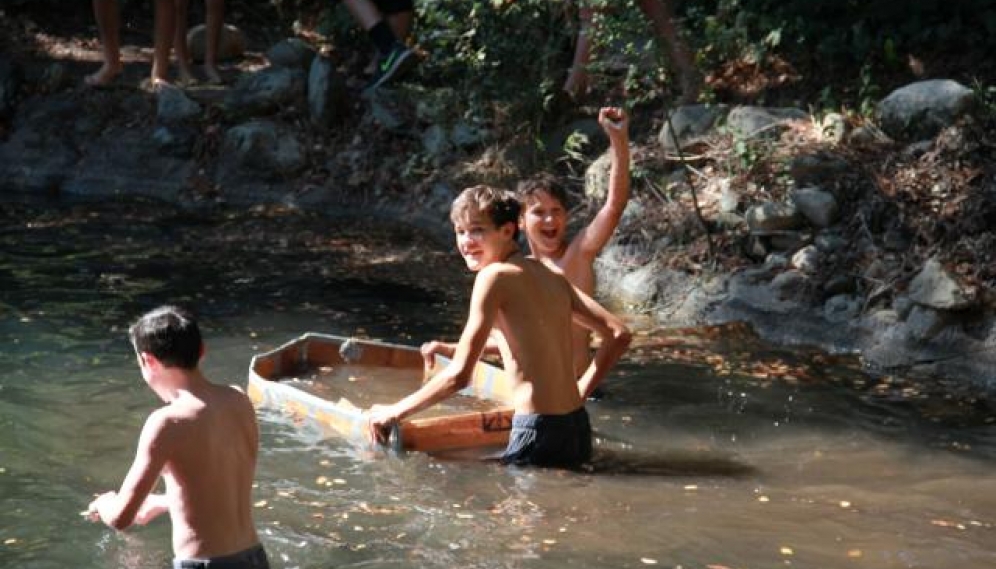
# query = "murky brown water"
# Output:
<box><xmin>2</xmin><ymin>201</ymin><xmax>994</xmax><ymax>569</ymax></box>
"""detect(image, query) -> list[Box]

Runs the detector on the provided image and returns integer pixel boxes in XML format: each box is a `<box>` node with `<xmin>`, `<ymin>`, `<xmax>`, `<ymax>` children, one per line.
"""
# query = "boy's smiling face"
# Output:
<box><xmin>452</xmin><ymin>208</ymin><xmax>514</xmax><ymax>272</ymax></box>
<box><xmin>520</xmin><ymin>189</ymin><xmax>567</xmax><ymax>258</ymax></box>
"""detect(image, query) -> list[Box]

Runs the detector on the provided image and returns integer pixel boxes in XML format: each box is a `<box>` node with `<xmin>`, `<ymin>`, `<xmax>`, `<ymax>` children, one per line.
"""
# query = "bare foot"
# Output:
<box><xmin>203</xmin><ymin>64</ymin><xmax>223</xmax><ymax>85</ymax></box>
<box><xmin>144</xmin><ymin>75</ymin><xmax>173</xmax><ymax>92</ymax></box>
<box><xmin>177</xmin><ymin>62</ymin><xmax>196</xmax><ymax>86</ymax></box>
<box><xmin>84</xmin><ymin>62</ymin><xmax>123</xmax><ymax>87</ymax></box>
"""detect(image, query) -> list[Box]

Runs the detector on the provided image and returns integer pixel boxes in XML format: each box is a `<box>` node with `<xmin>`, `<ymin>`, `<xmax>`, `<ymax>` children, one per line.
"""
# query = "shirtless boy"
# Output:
<box><xmin>518</xmin><ymin>106</ymin><xmax>630</xmax><ymax>380</ymax></box>
<box><xmin>366</xmin><ymin>186</ymin><xmax>631</xmax><ymax>468</ymax></box>
<box><xmin>85</xmin><ymin>305</ymin><xmax>268</xmax><ymax>569</ymax></box>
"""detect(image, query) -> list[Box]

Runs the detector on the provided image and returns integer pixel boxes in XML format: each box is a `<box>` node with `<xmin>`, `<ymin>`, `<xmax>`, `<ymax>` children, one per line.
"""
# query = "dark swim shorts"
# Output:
<box><xmin>500</xmin><ymin>407</ymin><xmax>592</xmax><ymax>468</ymax></box>
<box><xmin>172</xmin><ymin>544</ymin><xmax>270</xmax><ymax>569</ymax></box>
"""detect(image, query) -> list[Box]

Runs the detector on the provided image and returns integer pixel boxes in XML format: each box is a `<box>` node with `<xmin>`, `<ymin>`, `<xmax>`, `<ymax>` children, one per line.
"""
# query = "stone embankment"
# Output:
<box><xmin>1</xmin><ymin>29</ymin><xmax>993</xmax><ymax>389</ymax></box>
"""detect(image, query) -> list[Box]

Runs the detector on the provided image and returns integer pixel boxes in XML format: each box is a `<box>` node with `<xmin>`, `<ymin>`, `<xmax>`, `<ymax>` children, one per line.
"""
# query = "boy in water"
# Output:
<box><xmin>366</xmin><ymin>186</ymin><xmax>631</xmax><ymax>468</ymax></box>
<box><xmin>517</xmin><ymin>106</ymin><xmax>630</xmax><ymax>381</ymax></box>
<box><xmin>85</xmin><ymin>305</ymin><xmax>269</xmax><ymax>569</ymax></box>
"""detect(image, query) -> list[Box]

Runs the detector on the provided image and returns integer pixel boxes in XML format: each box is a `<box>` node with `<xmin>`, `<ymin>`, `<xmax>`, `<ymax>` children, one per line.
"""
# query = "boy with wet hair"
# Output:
<box><xmin>86</xmin><ymin>305</ymin><xmax>269</xmax><ymax>569</ymax></box>
<box><xmin>518</xmin><ymin>106</ymin><xmax>630</xmax><ymax>381</ymax></box>
<box><xmin>366</xmin><ymin>186</ymin><xmax>631</xmax><ymax>468</ymax></box>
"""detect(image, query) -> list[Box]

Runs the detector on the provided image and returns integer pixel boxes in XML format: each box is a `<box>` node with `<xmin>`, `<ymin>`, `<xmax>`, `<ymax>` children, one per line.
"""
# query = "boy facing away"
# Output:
<box><xmin>85</xmin><ymin>305</ymin><xmax>268</xmax><ymax>569</ymax></box>
<box><xmin>518</xmin><ymin>106</ymin><xmax>631</xmax><ymax>379</ymax></box>
<box><xmin>366</xmin><ymin>186</ymin><xmax>631</xmax><ymax>468</ymax></box>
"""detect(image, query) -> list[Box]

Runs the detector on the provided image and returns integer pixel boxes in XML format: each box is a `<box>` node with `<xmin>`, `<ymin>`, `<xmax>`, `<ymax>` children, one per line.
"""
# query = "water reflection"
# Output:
<box><xmin>2</xmin><ymin>201</ymin><xmax>995</xmax><ymax>569</ymax></box>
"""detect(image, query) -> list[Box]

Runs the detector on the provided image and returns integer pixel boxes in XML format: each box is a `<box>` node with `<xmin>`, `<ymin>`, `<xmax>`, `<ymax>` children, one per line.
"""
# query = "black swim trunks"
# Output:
<box><xmin>500</xmin><ymin>407</ymin><xmax>592</xmax><ymax>468</ymax></box>
<box><xmin>172</xmin><ymin>544</ymin><xmax>270</xmax><ymax>569</ymax></box>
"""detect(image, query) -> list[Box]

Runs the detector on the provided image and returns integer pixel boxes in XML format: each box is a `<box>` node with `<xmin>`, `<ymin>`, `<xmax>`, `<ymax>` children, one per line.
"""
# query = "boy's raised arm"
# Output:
<box><xmin>575</xmin><ymin>107</ymin><xmax>631</xmax><ymax>259</ymax></box>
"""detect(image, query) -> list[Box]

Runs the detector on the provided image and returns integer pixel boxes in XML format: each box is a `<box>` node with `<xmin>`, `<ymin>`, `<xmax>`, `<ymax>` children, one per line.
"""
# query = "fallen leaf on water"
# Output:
<box><xmin>684</xmin><ymin>485</ymin><xmax>698</xmax><ymax>491</ymax></box>
<box><xmin>253</xmin><ymin>500</ymin><xmax>268</xmax><ymax>508</ymax></box>
<box><xmin>4</xmin><ymin>538</ymin><xmax>18</xmax><ymax>545</ymax></box>
<box><xmin>316</xmin><ymin>476</ymin><xmax>329</xmax><ymax>485</ymax></box>
<box><xmin>707</xmin><ymin>565</ymin><xmax>733</xmax><ymax>569</ymax></box>
<box><xmin>839</xmin><ymin>501</ymin><xmax>851</xmax><ymax>508</ymax></box>
<box><xmin>640</xmin><ymin>558</ymin><xmax>658</xmax><ymax>565</ymax></box>
<box><xmin>542</xmin><ymin>539</ymin><xmax>556</xmax><ymax>545</ymax></box>
<box><xmin>780</xmin><ymin>546</ymin><xmax>794</xmax><ymax>555</ymax></box>
<box><xmin>847</xmin><ymin>549</ymin><xmax>863</xmax><ymax>558</ymax></box>
<box><xmin>758</xmin><ymin>496</ymin><xmax>770</xmax><ymax>502</ymax></box>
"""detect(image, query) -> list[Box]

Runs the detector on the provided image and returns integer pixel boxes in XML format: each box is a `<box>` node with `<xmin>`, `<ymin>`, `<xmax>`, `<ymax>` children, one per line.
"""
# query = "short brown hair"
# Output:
<box><xmin>451</xmin><ymin>185</ymin><xmax>521</xmax><ymax>240</ymax></box>
<box><xmin>516</xmin><ymin>173</ymin><xmax>568</xmax><ymax>209</ymax></box>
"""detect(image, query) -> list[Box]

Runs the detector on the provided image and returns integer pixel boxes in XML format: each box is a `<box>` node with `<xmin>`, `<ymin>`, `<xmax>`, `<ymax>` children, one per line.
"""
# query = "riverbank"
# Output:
<box><xmin>1</xmin><ymin>4</ymin><xmax>994</xmax><ymax>392</ymax></box>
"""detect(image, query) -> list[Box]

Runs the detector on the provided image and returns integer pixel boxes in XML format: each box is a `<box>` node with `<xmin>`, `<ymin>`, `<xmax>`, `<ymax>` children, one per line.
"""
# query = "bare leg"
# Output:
<box><xmin>203</xmin><ymin>0</ymin><xmax>224</xmax><ymax>83</ymax></box>
<box><xmin>151</xmin><ymin>0</ymin><xmax>176</xmax><ymax>86</ymax></box>
<box><xmin>386</xmin><ymin>10</ymin><xmax>413</xmax><ymax>43</ymax></box>
<box><xmin>341</xmin><ymin>0</ymin><xmax>381</xmax><ymax>30</ymax></box>
<box><xmin>86</xmin><ymin>0</ymin><xmax>123</xmax><ymax>86</ymax></box>
<box><xmin>636</xmin><ymin>0</ymin><xmax>701</xmax><ymax>102</ymax></box>
<box><xmin>563</xmin><ymin>6</ymin><xmax>594</xmax><ymax>99</ymax></box>
<box><xmin>173</xmin><ymin>0</ymin><xmax>195</xmax><ymax>84</ymax></box>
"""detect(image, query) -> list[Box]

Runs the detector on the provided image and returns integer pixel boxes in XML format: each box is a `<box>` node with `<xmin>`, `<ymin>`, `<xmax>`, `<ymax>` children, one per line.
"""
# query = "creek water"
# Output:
<box><xmin>1</xmin><ymin>201</ymin><xmax>994</xmax><ymax>569</ymax></box>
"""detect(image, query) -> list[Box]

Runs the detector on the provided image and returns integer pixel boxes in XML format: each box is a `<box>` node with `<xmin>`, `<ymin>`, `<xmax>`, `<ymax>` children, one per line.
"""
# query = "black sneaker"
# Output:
<box><xmin>367</xmin><ymin>44</ymin><xmax>417</xmax><ymax>91</ymax></box>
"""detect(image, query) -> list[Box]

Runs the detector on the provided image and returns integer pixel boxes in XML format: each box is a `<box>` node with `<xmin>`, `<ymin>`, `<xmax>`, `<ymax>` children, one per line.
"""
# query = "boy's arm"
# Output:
<box><xmin>368</xmin><ymin>270</ymin><xmax>502</xmax><ymax>443</ymax></box>
<box><xmin>87</xmin><ymin>411</ymin><xmax>171</xmax><ymax>530</ymax></box>
<box><xmin>574</xmin><ymin>107</ymin><xmax>631</xmax><ymax>259</ymax></box>
<box><xmin>568</xmin><ymin>284</ymin><xmax>632</xmax><ymax>399</ymax></box>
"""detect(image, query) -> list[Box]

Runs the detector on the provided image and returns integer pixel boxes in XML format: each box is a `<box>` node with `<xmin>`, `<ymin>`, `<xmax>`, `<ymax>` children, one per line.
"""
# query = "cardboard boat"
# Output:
<box><xmin>248</xmin><ymin>333</ymin><xmax>514</xmax><ymax>452</ymax></box>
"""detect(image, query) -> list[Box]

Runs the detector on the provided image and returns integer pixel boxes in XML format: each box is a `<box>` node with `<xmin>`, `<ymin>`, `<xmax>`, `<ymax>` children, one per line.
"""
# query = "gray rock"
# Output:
<box><xmin>658</xmin><ymin>104</ymin><xmax>729</xmax><ymax>153</ymax></box>
<box><xmin>363</xmin><ymin>89</ymin><xmax>411</xmax><ymax>132</ymax></box>
<box><xmin>152</xmin><ymin>125</ymin><xmax>196</xmax><ymax>158</ymax></box>
<box><xmin>791</xmin><ymin>245</ymin><xmax>820</xmax><ymax>274</ymax></box>
<box><xmin>823</xmin><ymin>274</ymin><xmax>855</xmax><ymax>296</ymax></box>
<box><xmin>421</xmin><ymin>124</ymin><xmax>452</xmax><ymax>158</ymax></box>
<box><xmin>824</xmin><ymin>294</ymin><xmax>861</xmax><ymax>323</ymax></box>
<box><xmin>908</xmin><ymin>257</ymin><xmax>976</xmax><ymax>310</ymax></box>
<box><xmin>222</xmin><ymin>120</ymin><xmax>306</xmax><ymax>179</ymax></box>
<box><xmin>224</xmin><ymin>67</ymin><xmax>307</xmax><ymax>118</ymax></box>
<box><xmin>584</xmin><ymin>151</ymin><xmax>613</xmax><ymax>201</ymax></box>
<box><xmin>725</xmin><ymin>106</ymin><xmax>808</xmax><ymax>139</ymax></box>
<box><xmin>745</xmin><ymin>201</ymin><xmax>804</xmax><ymax>232</ymax></box>
<box><xmin>617</xmin><ymin>260</ymin><xmax>662</xmax><ymax>309</ymax></box>
<box><xmin>266</xmin><ymin>38</ymin><xmax>317</xmax><ymax>69</ymax></box>
<box><xmin>770</xmin><ymin>270</ymin><xmax>811</xmax><ymax>301</ymax></box>
<box><xmin>791</xmin><ymin>186</ymin><xmax>839</xmax><ymax>228</ymax></box>
<box><xmin>876</xmin><ymin>79</ymin><xmax>975</xmax><ymax>140</ymax></box>
<box><xmin>63</xmin><ymin>129</ymin><xmax>196</xmax><ymax>201</ymax></box>
<box><xmin>308</xmin><ymin>54</ymin><xmax>347</xmax><ymax>128</ymax></box>
<box><xmin>450</xmin><ymin>121</ymin><xmax>488</xmax><ymax>148</ymax></box>
<box><xmin>820</xmin><ymin>112</ymin><xmax>848</xmax><ymax>144</ymax></box>
<box><xmin>769</xmin><ymin>231</ymin><xmax>812</xmax><ymax>252</ymax></box>
<box><xmin>905</xmin><ymin>305</ymin><xmax>950</xmax><ymax>342</ymax></box>
<box><xmin>186</xmin><ymin>23</ymin><xmax>246</xmax><ymax>62</ymax></box>
<box><xmin>156</xmin><ymin>84</ymin><xmax>203</xmax><ymax>124</ymax></box>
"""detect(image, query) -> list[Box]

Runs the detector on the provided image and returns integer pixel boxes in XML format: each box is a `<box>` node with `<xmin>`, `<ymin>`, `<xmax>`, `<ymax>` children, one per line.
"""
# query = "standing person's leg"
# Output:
<box><xmin>173</xmin><ymin>0</ymin><xmax>196</xmax><ymax>84</ymax></box>
<box><xmin>86</xmin><ymin>0</ymin><xmax>123</xmax><ymax>86</ymax></box>
<box><xmin>563</xmin><ymin>4</ymin><xmax>594</xmax><ymax>99</ymax></box>
<box><xmin>341</xmin><ymin>0</ymin><xmax>416</xmax><ymax>88</ymax></box>
<box><xmin>151</xmin><ymin>0</ymin><xmax>176</xmax><ymax>86</ymax></box>
<box><xmin>636</xmin><ymin>0</ymin><xmax>701</xmax><ymax>102</ymax></box>
<box><xmin>202</xmin><ymin>0</ymin><xmax>225</xmax><ymax>83</ymax></box>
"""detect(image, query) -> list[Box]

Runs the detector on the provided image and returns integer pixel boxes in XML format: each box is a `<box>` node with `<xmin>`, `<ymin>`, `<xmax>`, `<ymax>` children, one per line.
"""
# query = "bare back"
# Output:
<box><xmin>490</xmin><ymin>255</ymin><xmax>583</xmax><ymax>415</ymax></box>
<box><xmin>158</xmin><ymin>384</ymin><xmax>260</xmax><ymax>559</ymax></box>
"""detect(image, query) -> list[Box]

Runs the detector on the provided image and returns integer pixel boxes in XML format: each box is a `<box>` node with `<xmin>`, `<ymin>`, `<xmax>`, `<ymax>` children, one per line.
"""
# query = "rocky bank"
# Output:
<box><xmin>1</xmin><ymin>21</ymin><xmax>994</xmax><ymax>391</ymax></box>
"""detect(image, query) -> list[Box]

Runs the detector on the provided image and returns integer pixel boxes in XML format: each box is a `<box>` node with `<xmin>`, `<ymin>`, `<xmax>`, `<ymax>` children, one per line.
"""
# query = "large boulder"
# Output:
<box><xmin>876</xmin><ymin>79</ymin><xmax>974</xmax><ymax>141</ymax></box>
